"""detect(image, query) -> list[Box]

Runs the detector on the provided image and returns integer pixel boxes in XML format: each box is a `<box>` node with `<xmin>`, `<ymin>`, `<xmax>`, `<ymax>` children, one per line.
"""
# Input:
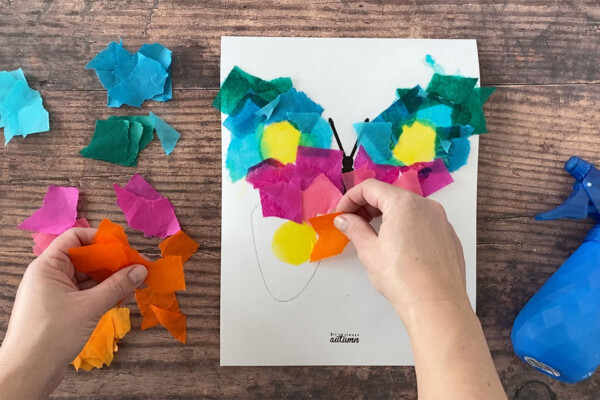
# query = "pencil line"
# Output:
<box><xmin>250</xmin><ymin>205</ymin><xmax>320</xmax><ymax>303</ymax></box>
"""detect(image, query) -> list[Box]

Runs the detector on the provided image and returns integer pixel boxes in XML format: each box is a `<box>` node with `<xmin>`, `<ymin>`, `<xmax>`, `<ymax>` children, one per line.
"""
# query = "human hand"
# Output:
<box><xmin>0</xmin><ymin>228</ymin><xmax>147</xmax><ymax>399</ymax></box>
<box><xmin>334</xmin><ymin>179</ymin><xmax>470</xmax><ymax>327</ymax></box>
<box><xmin>335</xmin><ymin>179</ymin><xmax>506</xmax><ymax>399</ymax></box>
<box><xmin>335</xmin><ymin>179</ymin><xmax>505</xmax><ymax>398</ymax></box>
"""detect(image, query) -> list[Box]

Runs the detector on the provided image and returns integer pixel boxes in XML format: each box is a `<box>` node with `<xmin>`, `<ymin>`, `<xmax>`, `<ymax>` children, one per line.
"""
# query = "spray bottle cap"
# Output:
<box><xmin>565</xmin><ymin>156</ymin><xmax>592</xmax><ymax>181</ymax></box>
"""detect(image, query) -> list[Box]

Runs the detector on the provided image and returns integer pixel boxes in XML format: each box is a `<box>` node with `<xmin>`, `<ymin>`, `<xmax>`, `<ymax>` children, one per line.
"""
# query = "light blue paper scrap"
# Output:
<box><xmin>108</xmin><ymin>53</ymin><xmax>167</xmax><ymax>108</ymax></box>
<box><xmin>286</xmin><ymin>112</ymin><xmax>332</xmax><ymax>149</ymax></box>
<box><xmin>415</xmin><ymin>104</ymin><xmax>453</xmax><ymax>127</ymax></box>
<box><xmin>225</xmin><ymin>133</ymin><xmax>262</xmax><ymax>182</ymax></box>
<box><xmin>138</xmin><ymin>43</ymin><xmax>173</xmax><ymax>102</ymax></box>
<box><xmin>223</xmin><ymin>97</ymin><xmax>263</xmax><ymax>137</ymax></box>
<box><xmin>257</xmin><ymin>88</ymin><xmax>324</xmax><ymax>123</ymax></box>
<box><xmin>446</xmin><ymin>137</ymin><xmax>471</xmax><ymax>172</ymax></box>
<box><xmin>87</xmin><ymin>40</ymin><xmax>173</xmax><ymax>108</ymax></box>
<box><xmin>150</xmin><ymin>112</ymin><xmax>180</xmax><ymax>155</ymax></box>
<box><xmin>0</xmin><ymin>69</ymin><xmax>50</xmax><ymax>144</ymax></box>
<box><xmin>353</xmin><ymin>122</ymin><xmax>394</xmax><ymax>164</ymax></box>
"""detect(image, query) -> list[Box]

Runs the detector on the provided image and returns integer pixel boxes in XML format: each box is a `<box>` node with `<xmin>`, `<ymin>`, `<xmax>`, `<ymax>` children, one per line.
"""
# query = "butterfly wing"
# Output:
<box><xmin>346</xmin><ymin>73</ymin><xmax>495</xmax><ymax>196</ymax></box>
<box><xmin>216</xmin><ymin>66</ymin><xmax>345</xmax><ymax>268</ymax></box>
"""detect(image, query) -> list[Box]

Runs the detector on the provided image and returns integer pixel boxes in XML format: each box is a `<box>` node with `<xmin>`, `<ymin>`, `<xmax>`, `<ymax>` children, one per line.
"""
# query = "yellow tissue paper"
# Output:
<box><xmin>392</xmin><ymin>121</ymin><xmax>436</xmax><ymax>165</ymax></box>
<box><xmin>271</xmin><ymin>220</ymin><xmax>317</xmax><ymax>265</ymax></box>
<box><xmin>260</xmin><ymin>121</ymin><xmax>301</xmax><ymax>164</ymax></box>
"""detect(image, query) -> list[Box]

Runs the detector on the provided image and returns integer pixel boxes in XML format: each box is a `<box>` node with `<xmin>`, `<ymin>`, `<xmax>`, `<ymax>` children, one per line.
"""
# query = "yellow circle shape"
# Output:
<box><xmin>271</xmin><ymin>221</ymin><xmax>317</xmax><ymax>266</ymax></box>
<box><xmin>392</xmin><ymin>120</ymin><xmax>437</xmax><ymax>165</ymax></box>
<box><xmin>260</xmin><ymin>121</ymin><xmax>301</xmax><ymax>164</ymax></box>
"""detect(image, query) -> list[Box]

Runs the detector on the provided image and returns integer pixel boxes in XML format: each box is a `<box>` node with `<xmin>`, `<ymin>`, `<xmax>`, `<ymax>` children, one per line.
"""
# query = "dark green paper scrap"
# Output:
<box><xmin>426</xmin><ymin>74</ymin><xmax>478</xmax><ymax>104</ymax></box>
<box><xmin>450</xmin><ymin>86</ymin><xmax>497</xmax><ymax>134</ymax></box>
<box><xmin>108</xmin><ymin>115</ymin><xmax>155</xmax><ymax>151</ymax></box>
<box><xmin>213</xmin><ymin>66</ymin><xmax>293</xmax><ymax>114</ymax></box>
<box><xmin>80</xmin><ymin>119</ymin><xmax>143</xmax><ymax>167</ymax></box>
<box><xmin>80</xmin><ymin>111</ymin><xmax>184</xmax><ymax>167</ymax></box>
<box><xmin>398</xmin><ymin>74</ymin><xmax>496</xmax><ymax>135</ymax></box>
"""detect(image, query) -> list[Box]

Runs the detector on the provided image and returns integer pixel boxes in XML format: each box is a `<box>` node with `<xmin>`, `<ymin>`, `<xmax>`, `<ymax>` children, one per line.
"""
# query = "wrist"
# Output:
<box><xmin>0</xmin><ymin>343</ymin><xmax>63</xmax><ymax>399</ymax></box>
<box><xmin>398</xmin><ymin>298</ymin><xmax>477</xmax><ymax>338</ymax></box>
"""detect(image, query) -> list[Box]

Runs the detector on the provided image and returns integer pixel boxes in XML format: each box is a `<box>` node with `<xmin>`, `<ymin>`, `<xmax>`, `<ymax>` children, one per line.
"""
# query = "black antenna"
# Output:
<box><xmin>329</xmin><ymin>117</ymin><xmax>370</xmax><ymax>174</ymax></box>
<box><xmin>328</xmin><ymin>118</ymin><xmax>345</xmax><ymax>155</ymax></box>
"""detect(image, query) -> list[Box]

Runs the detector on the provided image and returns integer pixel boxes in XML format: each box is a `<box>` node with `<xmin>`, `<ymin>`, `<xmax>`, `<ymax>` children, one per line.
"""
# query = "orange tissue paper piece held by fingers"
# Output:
<box><xmin>135</xmin><ymin>287</ymin><xmax>180</xmax><ymax>330</ymax></box>
<box><xmin>69</xmin><ymin>241</ymin><xmax>153</xmax><ymax>282</ymax></box>
<box><xmin>69</xmin><ymin>219</ymin><xmax>164</xmax><ymax>283</ymax></box>
<box><xmin>150</xmin><ymin>305</ymin><xmax>187</xmax><ymax>344</ymax></box>
<box><xmin>158</xmin><ymin>230</ymin><xmax>199</xmax><ymax>263</ymax></box>
<box><xmin>308</xmin><ymin>212</ymin><xmax>350</xmax><ymax>262</ymax></box>
<box><xmin>72</xmin><ymin>307</ymin><xmax>131</xmax><ymax>371</ymax></box>
<box><xmin>69</xmin><ymin>243</ymin><xmax>130</xmax><ymax>274</ymax></box>
<box><xmin>92</xmin><ymin>218</ymin><xmax>129</xmax><ymax>245</ymax></box>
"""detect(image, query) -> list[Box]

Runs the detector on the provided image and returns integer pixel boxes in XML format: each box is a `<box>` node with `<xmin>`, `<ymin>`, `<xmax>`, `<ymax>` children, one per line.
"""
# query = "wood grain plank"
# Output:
<box><xmin>0</xmin><ymin>0</ymin><xmax>598</xmax><ymax>92</ymax></box>
<box><xmin>2</xmin><ymin>1</ymin><xmax>600</xmax><ymax>398</ymax></box>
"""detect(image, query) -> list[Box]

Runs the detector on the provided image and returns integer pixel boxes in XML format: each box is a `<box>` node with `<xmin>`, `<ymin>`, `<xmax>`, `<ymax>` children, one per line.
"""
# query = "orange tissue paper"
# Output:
<box><xmin>68</xmin><ymin>219</ymin><xmax>190</xmax><ymax>370</ymax></box>
<box><xmin>68</xmin><ymin>219</ymin><xmax>184</xmax><ymax>293</ymax></box>
<box><xmin>308</xmin><ymin>212</ymin><xmax>350</xmax><ymax>262</ymax></box>
<box><xmin>72</xmin><ymin>307</ymin><xmax>131</xmax><ymax>371</ymax></box>
<box><xmin>158</xmin><ymin>230</ymin><xmax>199</xmax><ymax>263</ymax></box>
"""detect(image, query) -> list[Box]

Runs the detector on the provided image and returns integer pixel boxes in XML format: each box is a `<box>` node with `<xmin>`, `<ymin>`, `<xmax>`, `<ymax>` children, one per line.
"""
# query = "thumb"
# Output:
<box><xmin>86</xmin><ymin>265</ymin><xmax>148</xmax><ymax>313</ymax></box>
<box><xmin>334</xmin><ymin>213</ymin><xmax>377</xmax><ymax>255</ymax></box>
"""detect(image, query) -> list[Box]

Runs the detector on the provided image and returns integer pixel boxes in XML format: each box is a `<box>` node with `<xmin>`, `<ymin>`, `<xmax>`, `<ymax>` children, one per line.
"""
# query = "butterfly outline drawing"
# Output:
<box><xmin>216</xmin><ymin>63</ymin><xmax>495</xmax><ymax>302</ymax></box>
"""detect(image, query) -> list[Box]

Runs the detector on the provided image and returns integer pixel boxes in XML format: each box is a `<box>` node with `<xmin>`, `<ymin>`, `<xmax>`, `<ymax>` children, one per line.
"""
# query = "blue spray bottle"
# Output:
<box><xmin>512</xmin><ymin>156</ymin><xmax>600</xmax><ymax>383</ymax></box>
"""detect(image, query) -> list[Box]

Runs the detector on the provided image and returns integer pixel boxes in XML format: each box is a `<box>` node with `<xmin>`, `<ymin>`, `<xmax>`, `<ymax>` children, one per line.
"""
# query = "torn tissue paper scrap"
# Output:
<box><xmin>80</xmin><ymin>118</ymin><xmax>143</xmax><ymax>167</ymax></box>
<box><xmin>80</xmin><ymin>112</ymin><xmax>180</xmax><ymax>167</ymax></box>
<box><xmin>86</xmin><ymin>40</ymin><xmax>172</xmax><ymax>107</ymax></box>
<box><xmin>150</xmin><ymin>111</ymin><xmax>180</xmax><ymax>155</ymax></box>
<box><xmin>32</xmin><ymin>218</ymin><xmax>91</xmax><ymax>256</ymax></box>
<box><xmin>109</xmin><ymin>115</ymin><xmax>155</xmax><ymax>152</ymax></box>
<box><xmin>72</xmin><ymin>307</ymin><xmax>131</xmax><ymax>371</ymax></box>
<box><xmin>135</xmin><ymin>287</ymin><xmax>181</xmax><ymax>330</ymax></box>
<box><xmin>136</xmin><ymin>230</ymin><xmax>198</xmax><ymax>342</ymax></box>
<box><xmin>17</xmin><ymin>186</ymin><xmax>79</xmax><ymax>235</ymax></box>
<box><xmin>301</xmin><ymin>173</ymin><xmax>342</xmax><ymax>221</ymax></box>
<box><xmin>309</xmin><ymin>212</ymin><xmax>350</xmax><ymax>262</ymax></box>
<box><xmin>150</xmin><ymin>305</ymin><xmax>187</xmax><ymax>344</ymax></box>
<box><xmin>158</xmin><ymin>230</ymin><xmax>199</xmax><ymax>263</ymax></box>
<box><xmin>0</xmin><ymin>68</ymin><xmax>49</xmax><ymax>144</ymax></box>
<box><xmin>113</xmin><ymin>174</ymin><xmax>180</xmax><ymax>238</ymax></box>
<box><xmin>68</xmin><ymin>219</ymin><xmax>184</xmax><ymax>291</ymax></box>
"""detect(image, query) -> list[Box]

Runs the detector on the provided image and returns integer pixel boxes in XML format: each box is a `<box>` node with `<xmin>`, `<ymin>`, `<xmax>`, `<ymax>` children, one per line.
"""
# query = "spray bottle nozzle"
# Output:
<box><xmin>535</xmin><ymin>156</ymin><xmax>600</xmax><ymax>222</ymax></box>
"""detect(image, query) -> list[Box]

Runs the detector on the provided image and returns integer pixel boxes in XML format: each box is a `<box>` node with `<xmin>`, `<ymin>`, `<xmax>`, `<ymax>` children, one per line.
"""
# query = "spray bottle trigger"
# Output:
<box><xmin>535</xmin><ymin>183</ymin><xmax>590</xmax><ymax>221</ymax></box>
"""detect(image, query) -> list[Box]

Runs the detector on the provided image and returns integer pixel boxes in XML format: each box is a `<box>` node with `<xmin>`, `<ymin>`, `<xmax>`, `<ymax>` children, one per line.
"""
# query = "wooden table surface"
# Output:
<box><xmin>1</xmin><ymin>1</ymin><xmax>599</xmax><ymax>399</ymax></box>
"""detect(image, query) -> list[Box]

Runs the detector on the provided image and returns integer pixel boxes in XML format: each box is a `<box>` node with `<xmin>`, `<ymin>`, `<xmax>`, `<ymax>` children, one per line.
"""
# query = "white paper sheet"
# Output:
<box><xmin>220</xmin><ymin>37</ymin><xmax>480</xmax><ymax>366</ymax></box>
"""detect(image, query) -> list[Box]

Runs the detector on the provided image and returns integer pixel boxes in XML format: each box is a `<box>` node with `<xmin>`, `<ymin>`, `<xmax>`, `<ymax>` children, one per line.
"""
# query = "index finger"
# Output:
<box><xmin>44</xmin><ymin>227</ymin><xmax>97</xmax><ymax>257</ymax></box>
<box><xmin>336</xmin><ymin>179</ymin><xmax>401</xmax><ymax>215</ymax></box>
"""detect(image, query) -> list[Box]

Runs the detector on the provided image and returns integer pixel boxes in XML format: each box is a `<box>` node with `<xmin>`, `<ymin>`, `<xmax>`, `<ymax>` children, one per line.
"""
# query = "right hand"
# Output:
<box><xmin>334</xmin><ymin>179</ymin><xmax>471</xmax><ymax>325</ymax></box>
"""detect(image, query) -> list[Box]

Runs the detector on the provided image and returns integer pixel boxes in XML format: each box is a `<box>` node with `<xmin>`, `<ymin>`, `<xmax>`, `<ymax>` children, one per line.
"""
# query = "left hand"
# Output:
<box><xmin>0</xmin><ymin>228</ymin><xmax>148</xmax><ymax>399</ymax></box>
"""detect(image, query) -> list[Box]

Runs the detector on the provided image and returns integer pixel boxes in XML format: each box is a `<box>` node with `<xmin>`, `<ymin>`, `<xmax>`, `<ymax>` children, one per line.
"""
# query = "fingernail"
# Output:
<box><xmin>128</xmin><ymin>265</ymin><xmax>148</xmax><ymax>286</ymax></box>
<box><xmin>334</xmin><ymin>215</ymin><xmax>347</xmax><ymax>232</ymax></box>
